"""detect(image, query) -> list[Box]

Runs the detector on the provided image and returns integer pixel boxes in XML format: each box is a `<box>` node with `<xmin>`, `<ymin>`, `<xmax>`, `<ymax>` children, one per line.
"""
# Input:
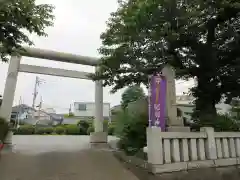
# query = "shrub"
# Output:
<box><xmin>114</xmin><ymin>110</ymin><xmax>148</xmax><ymax>155</ymax></box>
<box><xmin>55</xmin><ymin>126</ymin><xmax>65</xmax><ymax>134</ymax></box>
<box><xmin>44</xmin><ymin>127</ymin><xmax>54</xmax><ymax>134</ymax></box>
<box><xmin>35</xmin><ymin>127</ymin><xmax>46</xmax><ymax>135</ymax></box>
<box><xmin>87</xmin><ymin>126</ymin><xmax>94</xmax><ymax>135</ymax></box>
<box><xmin>0</xmin><ymin>117</ymin><xmax>8</xmax><ymax>142</ymax></box>
<box><xmin>87</xmin><ymin>120</ymin><xmax>93</xmax><ymax>127</ymax></box>
<box><xmin>65</xmin><ymin>125</ymin><xmax>80</xmax><ymax>135</ymax></box>
<box><xmin>107</xmin><ymin>123</ymin><xmax>115</xmax><ymax>135</ymax></box>
<box><xmin>78</xmin><ymin>120</ymin><xmax>90</xmax><ymax>129</ymax></box>
<box><xmin>103</xmin><ymin>120</ymin><xmax>109</xmax><ymax>132</ymax></box>
<box><xmin>78</xmin><ymin>120</ymin><xmax>90</xmax><ymax>135</ymax></box>
<box><xmin>114</xmin><ymin>110</ymin><xmax>130</xmax><ymax>137</ymax></box>
<box><xmin>15</xmin><ymin>125</ymin><xmax>35</xmax><ymax>135</ymax></box>
<box><xmin>193</xmin><ymin>114</ymin><xmax>240</xmax><ymax>132</ymax></box>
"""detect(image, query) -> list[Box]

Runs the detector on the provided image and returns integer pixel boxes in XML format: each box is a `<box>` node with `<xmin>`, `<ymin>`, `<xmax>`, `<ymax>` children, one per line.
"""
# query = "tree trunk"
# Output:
<box><xmin>193</xmin><ymin>74</ymin><xmax>218</xmax><ymax>122</ymax></box>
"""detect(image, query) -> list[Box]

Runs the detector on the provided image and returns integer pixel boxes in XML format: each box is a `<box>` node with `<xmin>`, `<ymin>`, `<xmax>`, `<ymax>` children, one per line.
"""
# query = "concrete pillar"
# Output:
<box><xmin>146</xmin><ymin>127</ymin><xmax>163</xmax><ymax>165</ymax></box>
<box><xmin>0</xmin><ymin>56</ymin><xmax>21</xmax><ymax>146</ymax></box>
<box><xmin>0</xmin><ymin>56</ymin><xmax>21</xmax><ymax>121</ymax></box>
<box><xmin>94</xmin><ymin>78</ymin><xmax>104</xmax><ymax>132</ymax></box>
<box><xmin>200</xmin><ymin>127</ymin><xmax>217</xmax><ymax>159</ymax></box>
<box><xmin>162</xmin><ymin>65</ymin><xmax>180</xmax><ymax>126</ymax></box>
<box><xmin>162</xmin><ymin>65</ymin><xmax>190</xmax><ymax>132</ymax></box>
<box><xmin>90</xmin><ymin>67</ymin><xmax>107</xmax><ymax>147</ymax></box>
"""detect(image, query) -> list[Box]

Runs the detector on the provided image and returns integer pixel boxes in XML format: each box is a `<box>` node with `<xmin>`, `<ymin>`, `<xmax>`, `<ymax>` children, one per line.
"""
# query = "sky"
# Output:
<box><xmin>0</xmin><ymin>0</ymin><xmax>194</xmax><ymax>113</ymax></box>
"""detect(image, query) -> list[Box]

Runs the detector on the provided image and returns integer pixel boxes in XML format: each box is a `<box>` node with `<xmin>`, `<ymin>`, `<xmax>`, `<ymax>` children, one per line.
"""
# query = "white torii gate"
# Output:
<box><xmin>0</xmin><ymin>47</ymin><xmax>107</xmax><ymax>147</ymax></box>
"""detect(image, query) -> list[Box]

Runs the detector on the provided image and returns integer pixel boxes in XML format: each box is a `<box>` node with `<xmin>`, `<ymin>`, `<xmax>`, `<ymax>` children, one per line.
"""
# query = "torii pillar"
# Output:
<box><xmin>0</xmin><ymin>56</ymin><xmax>22</xmax><ymax>148</ymax></box>
<box><xmin>162</xmin><ymin>65</ymin><xmax>190</xmax><ymax>132</ymax></box>
<box><xmin>89</xmin><ymin>67</ymin><xmax>108</xmax><ymax>147</ymax></box>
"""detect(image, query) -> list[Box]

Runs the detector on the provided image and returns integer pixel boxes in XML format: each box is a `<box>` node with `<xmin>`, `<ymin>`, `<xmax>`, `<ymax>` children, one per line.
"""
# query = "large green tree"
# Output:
<box><xmin>121</xmin><ymin>85</ymin><xmax>145</xmax><ymax>109</ymax></box>
<box><xmin>0</xmin><ymin>0</ymin><xmax>54</xmax><ymax>61</ymax></box>
<box><xmin>94</xmin><ymin>0</ymin><xmax>240</xmax><ymax>120</ymax></box>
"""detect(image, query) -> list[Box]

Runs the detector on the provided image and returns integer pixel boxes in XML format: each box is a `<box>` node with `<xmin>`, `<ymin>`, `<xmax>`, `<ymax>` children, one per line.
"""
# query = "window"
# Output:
<box><xmin>78</xmin><ymin>104</ymin><xmax>87</xmax><ymax>111</ymax></box>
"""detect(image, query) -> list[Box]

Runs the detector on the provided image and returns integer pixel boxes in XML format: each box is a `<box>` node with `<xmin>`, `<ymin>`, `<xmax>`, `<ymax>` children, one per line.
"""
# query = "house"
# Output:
<box><xmin>11</xmin><ymin>104</ymin><xmax>35</xmax><ymax>122</ymax></box>
<box><xmin>61</xmin><ymin>117</ymin><xmax>81</xmax><ymax>125</ymax></box>
<box><xmin>43</xmin><ymin>108</ymin><xmax>56</xmax><ymax>114</ymax></box>
<box><xmin>11</xmin><ymin>104</ymin><xmax>63</xmax><ymax>125</ymax></box>
<box><xmin>176</xmin><ymin>95</ymin><xmax>232</xmax><ymax>120</ymax></box>
<box><xmin>73</xmin><ymin>102</ymin><xmax>111</xmax><ymax>120</ymax></box>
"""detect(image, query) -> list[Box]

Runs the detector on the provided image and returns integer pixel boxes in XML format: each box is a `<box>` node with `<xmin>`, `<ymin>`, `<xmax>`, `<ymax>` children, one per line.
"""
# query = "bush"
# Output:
<box><xmin>107</xmin><ymin>123</ymin><xmax>115</xmax><ymax>135</ymax></box>
<box><xmin>0</xmin><ymin>117</ymin><xmax>8</xmax><ymax>142</ymax></box>
<box><xmin>35</xmin><ymin>127</ymin><xmax>46</xmax><ymax>135</ymax></box>
<box><xmin>65</xmin><ymin>125</ymin><xmax>80</xmax><ymax>135</ymax></box>
<box><xmin>55</xmin><ymin>126</ymin><xmax>65</xmax><ymax>134</ymax></box>
<box><xmin>103</xmin><ymin>120</ymin><xmax>109</xmax><ymax>132</ymax></box>
<box><xmin>78</xmin><ymin>120</ymin><xmax>90</xmax><ymax>135</ymax></box>
<box><xmin>193</xmin><ymin>114</ymin><xmax>240</xmax><ymax>132</ymax></box>
<box><xmin>87</xmin><ymin>126</ymin><xmax>94</xmax><ymax>135</ymax></box>
<box><xmin>43</xmin><ymin>127</ymin><xmax>54</xmax><ymax>134</ymax></box>
<box><xmin>114</xmin><ymin>110</ymin><xmax>130</xmax><ymax>137</ymax></box>
<box><xmin>15</xmin><ymin>125</ymin><xmax>35</xmax><ymax>135</ymax></box>
<box><xmin>114</xmin><ymin>110</ymin><xmax>148</xmax><ymax>155</ymax></box>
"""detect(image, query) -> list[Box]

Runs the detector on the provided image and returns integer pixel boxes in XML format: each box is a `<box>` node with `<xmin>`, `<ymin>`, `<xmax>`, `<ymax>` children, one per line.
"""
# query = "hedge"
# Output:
<box><xmin>12</xmin><ymin>120</ymin><xmax>116</xmax><ymax>136</ymax></box>
<box><xmin>14</xmin><ymin>125</ymin><xmax>35</xmax><ymax>135</ymax></box>
<box><xmin>55</xmin><ymin>126</ymin><xmax>65</xmax><ymax>134</ymax></box>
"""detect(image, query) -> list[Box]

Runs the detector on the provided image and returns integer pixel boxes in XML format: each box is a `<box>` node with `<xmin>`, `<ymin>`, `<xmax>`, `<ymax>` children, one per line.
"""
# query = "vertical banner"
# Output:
<box><xmin>148</xmin><ymin>74</ymin><xmax>167</xmax><ymax>131</ymax></box>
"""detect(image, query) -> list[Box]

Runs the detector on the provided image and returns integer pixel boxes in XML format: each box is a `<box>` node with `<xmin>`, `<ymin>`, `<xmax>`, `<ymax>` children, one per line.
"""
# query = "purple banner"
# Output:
<box><xmin>148</xmin><ymin>74</ymin><xmax>166</xmax><ymax>131</ymax></box>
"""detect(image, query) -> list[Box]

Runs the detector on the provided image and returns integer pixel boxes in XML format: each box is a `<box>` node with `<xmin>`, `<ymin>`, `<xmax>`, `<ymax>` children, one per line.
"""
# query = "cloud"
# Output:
<box><xmin>0</xmin><ymin>0</ymin><xmax>193</xmax><ymax>113</ymax></box>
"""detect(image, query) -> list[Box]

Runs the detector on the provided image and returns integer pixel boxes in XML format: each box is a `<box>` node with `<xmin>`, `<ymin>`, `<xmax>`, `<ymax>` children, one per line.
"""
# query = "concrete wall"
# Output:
<box><xmin>73</xmin><ymin>102</ymin><xmax>110</xmax><ymax>118</ymax></box>
<box><xmin>146</xmin><ymin>127</ymin><xmax>240</xmax><ymax>175</ymax></box>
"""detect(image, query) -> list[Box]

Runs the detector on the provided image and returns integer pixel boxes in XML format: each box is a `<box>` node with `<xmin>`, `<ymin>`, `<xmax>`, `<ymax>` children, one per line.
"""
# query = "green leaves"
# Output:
<box><xmin>95</xmin><ymin>0</ymin><xmax>240</xmax><ymax>118</ymax></box>
<box><xmin>121</xmin><ymin>85</ymin><xmax>145</xmax><ymax>109</ymax></box>
<box><xmin>0</xmin><ymin>0</ymin><xmax>54</xmax><ymax>61</ymax></box>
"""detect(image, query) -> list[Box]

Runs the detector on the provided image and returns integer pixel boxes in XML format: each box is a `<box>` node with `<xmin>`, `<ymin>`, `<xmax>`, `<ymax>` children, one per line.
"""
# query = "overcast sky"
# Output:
<box><xmin>0</xmin><ymin>0</ymin><xmax>194</xmax><ymax>113</ymax></box>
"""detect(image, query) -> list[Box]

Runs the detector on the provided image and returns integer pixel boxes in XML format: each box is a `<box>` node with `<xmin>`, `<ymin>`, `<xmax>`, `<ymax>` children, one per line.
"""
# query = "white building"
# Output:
<box><xmin>42</xmin><ymin>108</ymin><xmax>56</xmax><ymax>114</ymax></box>
<box><xmin>176</xmin><ymin>95</ymin><xmax>232</xmax><ymax>121</ymax></box>
<box><xmin>73</xmin><ymin>102</ymin><xmax>111</xmax><ymax>120</ymax></box>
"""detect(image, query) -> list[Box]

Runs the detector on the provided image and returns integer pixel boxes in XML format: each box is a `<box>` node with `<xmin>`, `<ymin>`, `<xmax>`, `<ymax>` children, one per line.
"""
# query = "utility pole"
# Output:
<box><xmin>35</xmin><ymin>96</ymin><xmax>43</xmax><ymax>122</ymax></box>
<box><xmin>16</xmin><ymin>96</ymin><xmax>22</xmax><ymax>128</ymax></box>
<box><xmin>32</xmin><ymin>76</ymin><xmax>45</xmax><ymax>109</ymax></box>
<box><xmin>32</xmin><ymin>76</ymin><xmax>39</xmax><ymax>109</ymax></box>
<box><xmin>38</xmin><ymin>96</ymin><xmax>43</xmax><ymax>119</ymax></box>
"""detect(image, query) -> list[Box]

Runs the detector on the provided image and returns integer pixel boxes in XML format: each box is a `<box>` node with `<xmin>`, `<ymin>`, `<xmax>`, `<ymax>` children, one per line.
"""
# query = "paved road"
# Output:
<box><xmin>0</xmin><ymin>135</ymin><xmax>139</xmax><ymax>180</ymax></box>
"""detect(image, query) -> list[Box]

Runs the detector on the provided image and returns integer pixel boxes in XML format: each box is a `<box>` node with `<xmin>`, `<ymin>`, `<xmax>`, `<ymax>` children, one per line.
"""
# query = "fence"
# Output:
<box><xmin>146</xmin><ymin>127</ymin><xmax>240</xmax><ymax>174</ymax></box>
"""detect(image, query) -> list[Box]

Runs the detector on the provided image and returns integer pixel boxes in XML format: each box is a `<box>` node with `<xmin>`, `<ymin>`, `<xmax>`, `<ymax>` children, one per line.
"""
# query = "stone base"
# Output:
<box><xmin>90</xmin><ymin>132</ymin><xmax>108</xmax><ymax>149</ymax></box>
<box><xmin>1</xmin><ymin>131</ymin><xmax>13</xmax><ymax>153</ymax></box>
<box><xmin>90</xmin><ymin>142</ymin><xmax>110</xmax><ymax>149</ymax></box>
<box><xmin>90</xmin><ymin>131</ymin><xmax>108</xmax><ymax>143</ymax></box>
<box><xmin>167</xmin><ymin>126</ymin><xmax>190</xmax><ymax>132</ymax></box>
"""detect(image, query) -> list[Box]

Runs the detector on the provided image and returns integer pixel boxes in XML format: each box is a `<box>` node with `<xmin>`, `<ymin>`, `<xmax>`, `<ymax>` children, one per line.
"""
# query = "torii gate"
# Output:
<box><xmin>0</xmin><ymin>47</ymin><xmax>107</xmax><ymax>147</ymax></box>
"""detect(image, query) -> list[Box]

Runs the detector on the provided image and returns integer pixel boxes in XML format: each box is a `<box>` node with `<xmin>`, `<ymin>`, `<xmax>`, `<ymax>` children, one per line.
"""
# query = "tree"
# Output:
<box><xmin>93</xmin><ymin>0</ymin><xmax>240</xmax><ymax>120</ymax></box>
<box><xmin>121</xmin><ymin>85</ymin><xmax>145</xmax><ymax>109</ymax></box>
<box><xmin>0</xmin><ymin>0</ymin><xmax>54</xmax><ymax>61</ymax></box>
